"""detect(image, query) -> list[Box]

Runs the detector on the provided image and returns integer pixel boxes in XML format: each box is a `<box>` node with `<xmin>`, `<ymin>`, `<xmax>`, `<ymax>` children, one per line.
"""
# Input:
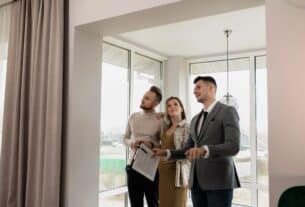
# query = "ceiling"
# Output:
<box><xmin>116</xmin><ymin>5</ymin><xmax>266</xmax><ymax>58</ymax></box>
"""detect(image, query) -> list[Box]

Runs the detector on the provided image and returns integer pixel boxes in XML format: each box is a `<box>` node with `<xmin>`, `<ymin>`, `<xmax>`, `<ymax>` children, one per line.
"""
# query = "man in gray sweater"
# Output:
<box><xmin>124</xmin><ymin>86</ymin><xmax>162</xmax><ymax>207</ymax></box>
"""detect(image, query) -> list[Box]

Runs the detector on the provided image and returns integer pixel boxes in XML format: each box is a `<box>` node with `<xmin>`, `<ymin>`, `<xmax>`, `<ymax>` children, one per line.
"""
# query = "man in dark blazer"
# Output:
<box><xmin>154</xmin><ymin>76</ymin><xmax>240</xmax><ymax>207</ymax></box>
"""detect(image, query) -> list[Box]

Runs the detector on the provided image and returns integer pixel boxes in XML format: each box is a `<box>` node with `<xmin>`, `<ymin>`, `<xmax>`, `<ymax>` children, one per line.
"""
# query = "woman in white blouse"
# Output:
<box><xmin>157</xmin><ymin>96</ymin><xmax>190</xmax><ymax>207</ymax></box>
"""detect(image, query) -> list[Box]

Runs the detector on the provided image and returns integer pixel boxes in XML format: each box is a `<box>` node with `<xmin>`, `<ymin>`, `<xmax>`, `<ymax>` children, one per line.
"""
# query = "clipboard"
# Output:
<box><xmin>131</xmin><ymin>143</ymin><xmax>160</xmax><ymax>181</ymax></box>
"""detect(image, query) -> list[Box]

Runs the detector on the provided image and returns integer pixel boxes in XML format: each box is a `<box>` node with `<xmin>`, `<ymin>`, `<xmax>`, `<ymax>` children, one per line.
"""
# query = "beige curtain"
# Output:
<box><xmin>0</xmin><ymin>0</ymin><xmax>64</xmax><ymax>207</ymax></box>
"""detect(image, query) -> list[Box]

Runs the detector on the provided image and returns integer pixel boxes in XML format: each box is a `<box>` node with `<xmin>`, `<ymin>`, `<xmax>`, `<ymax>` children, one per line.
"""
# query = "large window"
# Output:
<box><xmin>0</xmin><ymin>5</ymin><xmax>11</xmax><ymax>153</ymax></box>
<box><xmin>100</xmin><ymin>43</ymin><xmax>129</xmax><ymax>192</ymax></box>
<box><xmin>189</xmin><ymin>53</ymin><xmax>268</xmax><ymax>207</ymax></box>
<box><xmin>190</xmin><ymin>58</ymin><xmax>252</xmax><ymax>206</ymax></box>
<box><xmin>190</xmin><ymin>58</ymin><xmax>251</xmax><ymax>182</ymax></box>
<box><xmin>99</xmin><ymin>42</ymin><xmax>163</xmax><ymax>207</ymax></box>
<box><xmin>131</xmin><ymin>53</ymin><xmax>162</xmax><ymax>113</ymax></box>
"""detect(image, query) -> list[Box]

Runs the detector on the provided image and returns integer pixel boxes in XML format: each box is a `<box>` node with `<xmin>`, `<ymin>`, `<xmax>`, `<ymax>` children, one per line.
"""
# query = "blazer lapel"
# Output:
<box><xmin>198</xmin><ymin>102</ymin><xmax>221</xmax><ymax>140</ymax></box>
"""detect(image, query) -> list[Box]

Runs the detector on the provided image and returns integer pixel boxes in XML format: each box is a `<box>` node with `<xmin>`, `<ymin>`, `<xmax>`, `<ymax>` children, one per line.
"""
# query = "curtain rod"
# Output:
<box><xmin>0</xmin><ymin>0</ymin><xmax>16</xmax><ymax>9</ymax></box>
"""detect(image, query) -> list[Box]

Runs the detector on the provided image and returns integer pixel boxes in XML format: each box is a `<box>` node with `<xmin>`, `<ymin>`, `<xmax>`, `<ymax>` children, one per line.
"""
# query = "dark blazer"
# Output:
<box><xmin>170</xmin><ymin>102</ymin><xmax>241</xmax><ymax>190</ymax></box>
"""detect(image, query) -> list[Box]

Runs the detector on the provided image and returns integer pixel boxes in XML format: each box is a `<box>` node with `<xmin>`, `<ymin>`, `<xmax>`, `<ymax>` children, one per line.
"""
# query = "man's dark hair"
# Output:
<box><xmin>193</xmin><ymin>76</ymin><xmax>217</xmax><ymax>88</ymax></box>
<box><xmin>149</xmin><ymin>86</ymin><xmax>162</xmax><ymax>103</ymax></box>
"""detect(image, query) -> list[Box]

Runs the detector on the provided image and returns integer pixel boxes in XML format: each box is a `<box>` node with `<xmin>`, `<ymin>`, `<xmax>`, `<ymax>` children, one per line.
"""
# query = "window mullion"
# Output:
<box><xmin>250</xmin><ymin>55</ymin><xmax>258</xmax><ymax>207</ymax></box>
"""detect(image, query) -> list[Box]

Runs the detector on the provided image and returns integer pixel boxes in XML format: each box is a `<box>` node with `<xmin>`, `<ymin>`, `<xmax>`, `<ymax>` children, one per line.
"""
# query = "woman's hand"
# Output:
<box><xmin>170</xmin><ymin>115</ymin><xmax>181</xmax><ymax>126</ymax></box>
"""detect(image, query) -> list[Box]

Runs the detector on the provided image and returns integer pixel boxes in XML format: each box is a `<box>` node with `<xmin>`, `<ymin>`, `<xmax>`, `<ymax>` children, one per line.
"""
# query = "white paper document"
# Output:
<box><xmin>132</xmin><ymin>144</ymin><xmax>160</xmax><ymax>181</ymax></box>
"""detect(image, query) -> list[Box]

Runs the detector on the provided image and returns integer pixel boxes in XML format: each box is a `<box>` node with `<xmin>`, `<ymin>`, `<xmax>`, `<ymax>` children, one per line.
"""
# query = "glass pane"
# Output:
<box><xmin>100</xmin><ymin>193</ymin><xmax>126</xmax><ymax>207</ymax></box>
<box><xmin>256</xmin><ymin>56</ymin><xmax>268</xmax><ymax>185</ymax></box>
<box><xmin>233</xmin><ymin>188</ymin><xmax>251</xmax><ymax>206</ymax></box>
<box><xmin>131</xmin><ymin>53</ymin><xmax>162</xmax><ymax>113</ymax></box>
<box><xmin>0</xmin><ymin>60</ymin><xmax>7</xmax><ymax>152</ymax></box>
<box><xmin>256</xmin><ymin>56</ymin><xmax>269</xmax><ymax>207</ymax></box>
<box><xmin>0</xmin><ymin>5</ymin><xmax>10</xmax><ymax>154</ymax></box>
<box><xmin>100</xmin><ymin>43</ymin><xmax>129</xmax><ymax>191</ymax></box>
<box><xmin>258</xmin><ymin>188</ymin><xmax>269</xmax><ymax>207</ymax></box>
<box><xmin>190</xmin><ymin>58</ymin><xmax>251</xmax><ymax>182</ymax></box>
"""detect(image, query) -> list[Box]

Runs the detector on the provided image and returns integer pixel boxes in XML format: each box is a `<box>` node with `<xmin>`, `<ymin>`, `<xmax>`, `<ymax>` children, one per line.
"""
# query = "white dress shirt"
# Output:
<box><xmin>200</xmin><ymin>100</ymin><xmax>218</xmax><ymax>158</ymax></box>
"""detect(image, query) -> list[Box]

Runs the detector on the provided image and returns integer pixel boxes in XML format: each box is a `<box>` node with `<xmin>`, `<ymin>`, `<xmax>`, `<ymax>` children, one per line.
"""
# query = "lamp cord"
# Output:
<box><xmin>226</xmin><ymin>30</ymin><xmax>230</xmax><ymax>99</ymax></box>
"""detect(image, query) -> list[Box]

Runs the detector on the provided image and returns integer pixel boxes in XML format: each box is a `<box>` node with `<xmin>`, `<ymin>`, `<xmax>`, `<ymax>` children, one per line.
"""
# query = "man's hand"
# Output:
<box><xmin>156</xmin><ymin>112</ymin><xmax>165</xmax><ymax>120</ymax></box>
<box><xmin>152</xmin><ymin>148</ymin><xmax>168</xmax><ymax>157</ymax></box>
<box><xmin>142</xmin><ymin>140</ymin><xmax>153</xmax><ymax>149</ymax></box>
<box><xmin>185</xmin><ymin>147</ymin><xmax>206</xmax><ymax>160</ymax></box>
<box><xmin>131</xmin><ymin>140</ymin><xmax>142</xmax><ymax>150</ymax></box>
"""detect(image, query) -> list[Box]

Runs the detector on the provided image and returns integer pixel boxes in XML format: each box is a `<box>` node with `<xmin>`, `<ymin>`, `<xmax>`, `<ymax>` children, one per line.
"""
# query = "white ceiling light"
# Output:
<box><xmin>220</xmin><ymin>29</ymin><xmax>238</xmax><ymax>109</ymax></box>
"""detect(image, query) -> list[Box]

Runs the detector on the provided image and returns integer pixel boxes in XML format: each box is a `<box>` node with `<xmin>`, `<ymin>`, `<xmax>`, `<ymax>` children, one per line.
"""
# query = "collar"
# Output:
<box><xmin>203</xmin><ymin>100</ymin><xmax>218</xmax><ymax>113</ymax></box>
<box><xmin>164</xmin><ymin>117</ymin><xmax>187</xmax><ymax>127</ymax></box>
<box><xmin>141</xmin><ymin>109</ymin><xmax>156</xmax><ymax>115</ymax></box>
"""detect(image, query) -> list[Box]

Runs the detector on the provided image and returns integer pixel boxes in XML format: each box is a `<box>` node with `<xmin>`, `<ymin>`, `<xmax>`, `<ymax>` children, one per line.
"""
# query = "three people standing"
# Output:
<box><xmin>124</xmin><ymin>75</ymin><xmax>241</xmax><ymax>207</ymax></box>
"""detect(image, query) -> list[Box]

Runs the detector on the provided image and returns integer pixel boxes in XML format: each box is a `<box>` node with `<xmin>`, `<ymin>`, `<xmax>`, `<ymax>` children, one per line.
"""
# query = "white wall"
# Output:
<box><xmin>164</xmin><ymin>57</ymin><xmax>188</xmax><ymax>108</ymax></box>
<box><xmin>69</xmin><ymin>0</ymin><xmax>180</xmax><ymax>27</ymax></box>
<box><xmin>64</xmin><ymin>30</ymin><xmax>102</xmax><ymax>207</ymax></box>
<box><xmin>266</xmin><ymin>0</ymin><xmax>305</xmax><ymax>206</ymax></box>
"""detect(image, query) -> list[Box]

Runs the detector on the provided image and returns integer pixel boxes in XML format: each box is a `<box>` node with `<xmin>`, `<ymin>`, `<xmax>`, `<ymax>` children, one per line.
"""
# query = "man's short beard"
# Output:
<box><xmin>197</xmin><ymin>96</ymin><xmax>207</xmax><ymax>103</ymax></box>
<box><xmin>140</xmin><ymin>105</ymin><xmax>154</xmax><ymax>111</ymax></box>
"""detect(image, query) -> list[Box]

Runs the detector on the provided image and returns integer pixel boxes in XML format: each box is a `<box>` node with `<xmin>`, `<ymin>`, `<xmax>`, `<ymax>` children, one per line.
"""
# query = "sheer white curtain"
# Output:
<box><xmin>0</xmin><ymin>5</ymin><xmax>11</xmax><ymax>152</ymax></box>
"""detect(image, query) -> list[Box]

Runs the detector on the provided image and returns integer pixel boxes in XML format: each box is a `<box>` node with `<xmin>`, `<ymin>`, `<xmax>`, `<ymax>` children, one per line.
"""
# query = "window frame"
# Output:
<box><xmin>187</xmin><ymin>50</ymin><xmax>267</xmax><ymax>207</ymax></box>
<box><xmin>100</xmin><ymin>39</ymin><xmax>165</xmax><ymax>207</ymax></box>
